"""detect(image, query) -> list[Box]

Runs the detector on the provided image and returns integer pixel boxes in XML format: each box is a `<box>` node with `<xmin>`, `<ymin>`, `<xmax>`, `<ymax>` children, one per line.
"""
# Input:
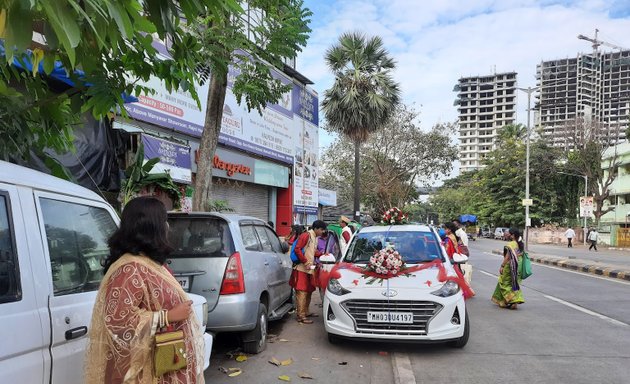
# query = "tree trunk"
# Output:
<box><xmin>354</xmin><ymin>139</ymin><xmax>361</xmax><ymax>221</ymax></box>
<box><xmin>192</xmin><ymin>71</ymin><xmax>228</xmax><ymax>211</ymax></box>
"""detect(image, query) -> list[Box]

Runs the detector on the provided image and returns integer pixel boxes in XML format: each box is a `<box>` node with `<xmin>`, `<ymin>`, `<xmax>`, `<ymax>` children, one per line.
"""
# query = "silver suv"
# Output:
<box><xmin>166</xmin><ymin>213</ymin><xmax>292</xmax><ymax>353</ymax></box>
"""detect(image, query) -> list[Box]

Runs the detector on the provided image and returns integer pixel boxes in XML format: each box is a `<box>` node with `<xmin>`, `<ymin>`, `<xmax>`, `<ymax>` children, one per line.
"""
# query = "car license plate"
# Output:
<box><xmin>367</xmin><ymin>311</ymin><xmax>413</xmax><ymax>324</ymax></box>
<box><xmin>177</xmin><ymin>277</ymin><xmax>190</xmax><ymax>291</ymax></box>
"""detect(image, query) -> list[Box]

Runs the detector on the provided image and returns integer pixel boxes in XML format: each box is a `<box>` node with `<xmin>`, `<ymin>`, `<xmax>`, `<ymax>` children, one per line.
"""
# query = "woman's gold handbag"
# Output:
<box><xmin>154</xmin><ymin>330</ymin><xmax>187</xmax><ymax>376</ymax></box>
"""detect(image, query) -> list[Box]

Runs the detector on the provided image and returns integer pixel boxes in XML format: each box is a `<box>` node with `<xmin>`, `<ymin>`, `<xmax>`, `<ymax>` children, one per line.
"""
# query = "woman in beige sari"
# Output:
<box><xmin>85</xmin><ymin>197</ymin><xmax>204</xmax><ymax>383</ymax></box>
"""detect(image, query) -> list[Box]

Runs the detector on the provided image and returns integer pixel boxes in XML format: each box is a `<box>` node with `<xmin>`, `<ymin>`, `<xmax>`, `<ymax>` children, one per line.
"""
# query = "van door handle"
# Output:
<box><xmin>264</xmin><ymin>261</ymin><xmax>269</xmax><ymax>266</ymax></box>
<box><xmin>65</xmin><ymin>326</ymin><xmax>88</xmax><ymax>340</ymax></box>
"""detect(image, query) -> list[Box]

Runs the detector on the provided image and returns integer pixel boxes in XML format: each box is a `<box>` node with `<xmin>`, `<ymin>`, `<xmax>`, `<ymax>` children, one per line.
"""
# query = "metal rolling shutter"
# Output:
<box><xmin>212</xmin><ymin>180</ymin><xmax>269</xmax><ymax>221</ymax></box>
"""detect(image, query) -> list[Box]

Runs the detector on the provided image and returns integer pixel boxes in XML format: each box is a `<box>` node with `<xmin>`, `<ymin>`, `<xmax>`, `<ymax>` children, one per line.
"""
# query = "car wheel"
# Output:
<box><xmin>327</xmin><ymin>332</ymin><xmax>340</xmax><ymax>345</ymax></box>
<box><xmin>242</xmin><ymin>303</ymin><xmax>268</xmax><ymax>354</ymax></box>
<box><xmin>450</xmin><ymin>310</ymin><xmax>469</xmax><ymax>348</ymax></box>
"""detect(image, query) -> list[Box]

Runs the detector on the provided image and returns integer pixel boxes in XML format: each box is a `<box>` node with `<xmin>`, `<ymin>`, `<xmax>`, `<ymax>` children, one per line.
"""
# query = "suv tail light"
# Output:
<box><xmin>220</xmin><ymin>252</ymin><xmax>245</xmax><ymax>295</ymax></box>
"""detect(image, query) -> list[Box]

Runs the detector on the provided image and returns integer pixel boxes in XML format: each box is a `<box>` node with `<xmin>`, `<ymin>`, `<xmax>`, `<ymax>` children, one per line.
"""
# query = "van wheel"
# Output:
<box><xmin>242</xmin><ymin>303</ymin><xmax>268</xmax><ymax>354</ymax></box>
<box><xmin>450</xmin><ymin>310</ymin><xmax>469</xmax><ymax>348</ymax></box>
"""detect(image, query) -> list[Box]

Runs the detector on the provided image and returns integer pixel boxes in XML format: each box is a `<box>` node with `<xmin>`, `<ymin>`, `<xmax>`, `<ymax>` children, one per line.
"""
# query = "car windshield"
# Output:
<box><xmin>344</xmin><ymin>230</ymin><xmax>445</xmax><ymax>264</ymax></box>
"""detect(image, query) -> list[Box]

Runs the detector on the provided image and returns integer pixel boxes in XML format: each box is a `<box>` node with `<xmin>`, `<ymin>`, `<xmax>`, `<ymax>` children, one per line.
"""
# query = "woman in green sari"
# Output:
<box><xmin>492</xmin><ymin>227</ymin><xmax>525</xmax><ymax>309</ymax></box>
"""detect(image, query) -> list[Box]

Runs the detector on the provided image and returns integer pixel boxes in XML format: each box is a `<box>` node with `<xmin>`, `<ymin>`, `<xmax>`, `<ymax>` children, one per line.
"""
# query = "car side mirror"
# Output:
<box><xmin>319</xmin><ymin>254</ymin><xmax>336</xmax><ymax>264</ymax></box>
<box><xmin>452</xmin><ymin>253</ymin><xmax>468</xmax><ymax>264</ymax></box>
<box><xmin>280</xmin><ymin>241</ymin><xmax>289</xmax><ymax>253</ymax></box>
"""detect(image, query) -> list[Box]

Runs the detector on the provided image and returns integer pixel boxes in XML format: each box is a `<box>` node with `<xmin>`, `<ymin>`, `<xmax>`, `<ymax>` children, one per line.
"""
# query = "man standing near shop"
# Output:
<box><xmin>289</xmin><ymin>220</ymin><xmax>327</xmax><ymax>324</ymax></box>
<box><xmin>339</xmin><ymin>216</ymin><xmax>353</xmax><ymax>256</ymax></box>
<box><xmin>565</xmin><ymin>227</ymin><xmax>576</xmax><ymax>248</ymax></box>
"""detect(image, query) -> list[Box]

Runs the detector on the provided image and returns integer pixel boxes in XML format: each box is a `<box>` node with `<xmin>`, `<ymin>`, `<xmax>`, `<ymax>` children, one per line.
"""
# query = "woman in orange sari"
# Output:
<box><xmin>443</xmin><ymin>223</ymin><xmax>475</xmax><ymax>298</ymax></box>
<box><xmin>85</xmin><ymin>197</ymin><xmax>205</xmax><ymax>384</ymax></box>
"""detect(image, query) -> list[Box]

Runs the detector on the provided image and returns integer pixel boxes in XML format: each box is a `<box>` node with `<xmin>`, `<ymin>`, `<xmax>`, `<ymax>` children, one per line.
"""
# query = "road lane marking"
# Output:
<box><xmin>392</xmin><ymin>352</ymin><xmax>416</xmax><ymax>384</ymax></box>
<box><xmin>482</xmin><ymin>252</ymin><xmax>630</xmax><ymax>286</ymax></box>
<box><xmin>543</xmin><ymin>294</ymin><xmax>629</xmax><ymax>327</ymax></box>
<box><xmin>479</xmin><ymin>270</ymin><xmax>496</xmax><ymax>278</ymax></box>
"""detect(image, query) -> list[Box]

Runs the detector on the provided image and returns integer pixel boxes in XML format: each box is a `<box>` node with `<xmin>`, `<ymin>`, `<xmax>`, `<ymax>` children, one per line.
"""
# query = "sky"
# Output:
<box><xmin>298</xmin><ymin>0</ymin><xmax>630</xmax><ymax>181</ymax></box>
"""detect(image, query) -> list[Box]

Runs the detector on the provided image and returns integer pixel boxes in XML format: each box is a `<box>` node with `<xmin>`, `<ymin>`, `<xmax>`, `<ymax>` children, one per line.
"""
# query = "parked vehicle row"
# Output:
<box><xmin>0</xmin><ymin>161</ymin><xmax>212</xmax><ymax>383</ymax></box>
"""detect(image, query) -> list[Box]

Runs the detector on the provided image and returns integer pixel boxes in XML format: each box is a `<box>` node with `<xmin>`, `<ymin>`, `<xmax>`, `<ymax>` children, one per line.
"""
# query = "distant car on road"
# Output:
<box><xmin>493</xmin><ymin>227</ymin><xmax>509</xmax><ymax>240</ymax></box>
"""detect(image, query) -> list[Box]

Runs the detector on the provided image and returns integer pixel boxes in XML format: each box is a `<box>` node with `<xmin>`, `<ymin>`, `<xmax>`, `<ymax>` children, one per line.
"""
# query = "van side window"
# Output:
<box><xmin>40</xmin><ymin>198</ymin><xmax>117</xmax><ymax>296</ymax></box>
<box><xmin>240</xmin><ymin>225</ymin><xmax>261</xmax><ymax>251</ymax></box>
<box><xmin>0</xmin><ymin>193</ymin><xmax>21</xmax><ymax>303</ymax></box>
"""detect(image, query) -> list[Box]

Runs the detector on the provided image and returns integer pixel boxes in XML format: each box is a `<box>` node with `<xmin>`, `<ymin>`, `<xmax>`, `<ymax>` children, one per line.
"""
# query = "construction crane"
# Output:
<box><xmin>577</xmin><ymin>29</ymin><xmax>628</xmax><ymax>52</ymax></box>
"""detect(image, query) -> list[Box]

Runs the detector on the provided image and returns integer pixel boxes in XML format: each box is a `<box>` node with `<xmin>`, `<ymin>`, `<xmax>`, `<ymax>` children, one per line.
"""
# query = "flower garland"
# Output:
<box><xmin>361</xmin><ymin>246</ymin><xmax>412</xmax><ymax>285</ymax></box>
<box><xmin>381</xmin><ymin>207</ymin><xmax>408</xmax><ymax>225</ymax></box>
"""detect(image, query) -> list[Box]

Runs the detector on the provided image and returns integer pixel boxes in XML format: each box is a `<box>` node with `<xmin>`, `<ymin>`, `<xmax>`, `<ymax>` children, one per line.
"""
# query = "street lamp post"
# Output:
<box><xmin>558</xmin><ymin>171</ymin><xmax>589</xmax><ymax>245</ymax></box>
<box><xmin>517</xmin><ymin>86</ymin><xmax>539</xmax><ymax>251</ymax></box>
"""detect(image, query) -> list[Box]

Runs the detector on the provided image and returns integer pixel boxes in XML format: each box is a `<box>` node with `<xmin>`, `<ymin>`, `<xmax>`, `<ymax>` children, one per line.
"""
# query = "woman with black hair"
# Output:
<box><xmin>492</xmin><ymin>227</ymin><xmax>526</xmax><ymax>310</ymax></box>
<box><xmin>85</xmin><ymin>197</ymin><xmax>205</xmax><ymax>383</ymax></box>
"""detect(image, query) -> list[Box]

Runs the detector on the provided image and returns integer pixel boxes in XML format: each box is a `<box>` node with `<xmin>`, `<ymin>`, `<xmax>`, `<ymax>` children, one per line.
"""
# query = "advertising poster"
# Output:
<box><xmin>292</xmin><ymin>84</ymin><xmax>319</xmax><ymax>215</ymax></box>
<box><xmin>125</xmin><ymin>41</ymin><xmax>210</xmax><ymax>137</ymax></box>
<box><xmin>142</xmin><ymin>135</ymin><xmax>192</xmax><ymax>184</ymax></box>
<box><xmin>580</xmin><ymin>196</ymin><xmax>594</xmax><ymax>218</ymax></box>
<box><xmin>218</xmin><ymin>65</ymin><xmax>295</xmax><ymax>164</ymax></box>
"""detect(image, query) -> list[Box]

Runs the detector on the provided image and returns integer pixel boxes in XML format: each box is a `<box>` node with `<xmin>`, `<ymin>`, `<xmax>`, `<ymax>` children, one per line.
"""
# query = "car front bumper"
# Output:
<box><xmin>323</xmin><ymin>288</ymin><xmax>466</xmax><ymax>342</ymax></box>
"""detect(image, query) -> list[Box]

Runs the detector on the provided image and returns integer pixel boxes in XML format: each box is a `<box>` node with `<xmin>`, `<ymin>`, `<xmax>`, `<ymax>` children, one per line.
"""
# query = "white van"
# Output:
<box><xmin>0</xmin><ymin>161</ymin><xmax>212</xmax><ymax>383</ymax></box>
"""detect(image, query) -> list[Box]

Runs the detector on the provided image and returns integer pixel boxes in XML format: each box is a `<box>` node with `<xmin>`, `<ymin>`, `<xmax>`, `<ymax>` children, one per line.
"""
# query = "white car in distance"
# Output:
<box><xmin>321</xmin><ymin>224</ymin><xmax>469</xmax><ymax>347</ymax></box>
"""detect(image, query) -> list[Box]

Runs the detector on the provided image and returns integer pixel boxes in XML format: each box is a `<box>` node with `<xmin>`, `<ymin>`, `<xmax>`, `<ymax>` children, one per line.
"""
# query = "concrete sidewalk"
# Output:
<box><xmin>491</xmin><ymin>248</ymin><xmax>630</xmax><ymax>282</ymax></box>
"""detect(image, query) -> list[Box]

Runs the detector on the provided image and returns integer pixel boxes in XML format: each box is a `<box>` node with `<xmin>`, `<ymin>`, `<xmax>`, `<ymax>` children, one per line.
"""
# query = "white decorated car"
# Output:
<box><xmin>321</xmin><ymin>224</ymin><xmax>469</xmax><ymax>347</ymax></box>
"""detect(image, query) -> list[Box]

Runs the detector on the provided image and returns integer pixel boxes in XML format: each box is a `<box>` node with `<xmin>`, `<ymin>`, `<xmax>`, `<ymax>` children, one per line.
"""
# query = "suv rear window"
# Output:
<box><xmin>345</xmin><ymin>231</ymin><xmax>445</xmax><ymax>264</ymax></box>
<box><xmin>168</xmin><ymin>217</ymin><xmax>235</xmax><ymax>258</ymax></box>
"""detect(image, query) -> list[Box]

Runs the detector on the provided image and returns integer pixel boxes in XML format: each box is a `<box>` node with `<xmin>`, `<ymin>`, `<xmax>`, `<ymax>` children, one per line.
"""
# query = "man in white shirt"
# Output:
<box><xmin>339</xmin><ymin>216</ymin><xmax>353</xmax><ymax>256</ymax></box>
<box><xmin>588</xmin><ymin>228</ymin><xmax>598</xmax><ymax>251</ymax></box>
<box><xmin>564</xmin><ymin>227</ymin><xmax>576</xmax><ymax>248</ymax></box>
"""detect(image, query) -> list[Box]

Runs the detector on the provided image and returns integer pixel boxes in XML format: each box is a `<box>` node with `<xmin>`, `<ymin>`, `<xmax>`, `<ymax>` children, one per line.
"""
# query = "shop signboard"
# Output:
<box><xmin>142</xmin><ymin>135</ymin><xmax>192</xmax><ymax>184</ymax></box>
<box><xmin>125</xmin><ymin>41</ymin><xmax>210</xmax><ymax>137</ymax></box>
<box><xmin>219</xmin><ymin>64</ymin><xmax>295</xmax><ymax>164</ymax></box>
<box><xmin>208</xmin><ymin>147</ymin><xmax>256</xmax><ymax>184</ymax></box>
<box><xmin>318</xmin><ymin>189</ymin><xmax>337</xmax><ymax>207</ymax></box>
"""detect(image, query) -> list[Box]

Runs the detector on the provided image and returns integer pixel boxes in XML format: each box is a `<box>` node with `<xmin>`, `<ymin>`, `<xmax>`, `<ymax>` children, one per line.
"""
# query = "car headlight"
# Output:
<box><xmin>431</xmin><ymin>281</ymin><xmax>460</xmax><ymax>297</ymax></box>
<box><xmin>327</xmin><ymin>278</ymin><xmax>351</xmax><ymax>296</ymax></box>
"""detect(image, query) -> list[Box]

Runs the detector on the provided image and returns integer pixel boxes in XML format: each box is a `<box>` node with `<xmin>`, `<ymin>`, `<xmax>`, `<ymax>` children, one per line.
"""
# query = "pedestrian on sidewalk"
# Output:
<box><xmin>85</xmin><ymin>197</ymin><xmax>204</xmax><ymax>383</ymax></box>
<box><xmin>289</xmin><ymin>220</ymin><xmax>327</xmax><ymax>324</ymax></box>
<box><xmin>492</xmin><ymin>227</ymin><xmax>525</xmax><ymax>310</ymax></box>
<box><xmin>565</xmin><ymin>227</ymin><xmax>576</xmax><ymax>248</ymax></box>
<box><xmin>588</xmin><ymin>228</ymin><xmax>599</xmax><ymax>251</ymax></box>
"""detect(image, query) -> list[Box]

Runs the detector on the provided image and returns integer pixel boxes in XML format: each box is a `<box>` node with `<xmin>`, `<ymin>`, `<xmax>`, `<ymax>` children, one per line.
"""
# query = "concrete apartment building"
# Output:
<box><xmin>535</xmin><ymin>49</ymin><xmax>630</xmax><ymax>148</ymax></box>
<box><xmin>453</xmin><ymin>72</ymin><xmax>517</xmax><ymax>172</ymax></box>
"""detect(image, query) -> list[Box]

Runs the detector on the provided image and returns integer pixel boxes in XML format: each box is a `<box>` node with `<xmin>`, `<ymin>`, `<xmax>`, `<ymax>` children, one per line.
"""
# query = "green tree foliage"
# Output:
<box><xmin>562</xmin><ymin>118</ymin><xmax>620</xmax><ymax>225</ymax></box>
<box><xmin>320</xmin><ymin>105</ymin><xmax>457</xmax><ymax>216</ymax></box>
<box><xmin>0</xmin><ymin>0</ymin><xmax>239</xmax><ymax>162</ymax></box>
<box><xmin>322</xmin><ymin>32</ymin><xmax>401</xmax><ymax>220</ymax></box>
<box><xmin>429</xmin><ymin>133</ymin><xmax>573</xmax><ymax>227</ymax></box>
<box><xmin>190</xmin><ymin>0</ymin><xmax>312</xmax><ymax>211</ymax></box>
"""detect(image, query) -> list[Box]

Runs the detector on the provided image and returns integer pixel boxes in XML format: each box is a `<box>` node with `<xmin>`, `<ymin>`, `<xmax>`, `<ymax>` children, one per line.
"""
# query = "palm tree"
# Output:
<box><xmin>322</xmin><ymin>32</ymin><xmax>401</xmax><ymax>220</ymax></box>
<box><xmin>497</xmin><ymin>123</ymin><xmax>527</xmax><ymax>145</ymax></box>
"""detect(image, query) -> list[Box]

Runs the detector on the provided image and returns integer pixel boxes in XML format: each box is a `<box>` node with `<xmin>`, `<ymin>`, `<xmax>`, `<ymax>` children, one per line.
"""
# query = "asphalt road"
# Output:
<box><xmin>205</xmin><ymin>238</ymin><xmax>630</xmax><ymax>383</ymax></box>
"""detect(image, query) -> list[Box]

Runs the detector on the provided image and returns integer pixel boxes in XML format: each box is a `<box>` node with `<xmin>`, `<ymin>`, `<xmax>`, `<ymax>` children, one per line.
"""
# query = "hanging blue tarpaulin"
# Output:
<box><xmin>459</xmin><ymin>214</ymin><xmax>477</xmax><ymax>224</ymax></box>
<box><xmin>0</xmin><ymin>40</ymin><xmax>137</xmax><ymax>102</ymax></box>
